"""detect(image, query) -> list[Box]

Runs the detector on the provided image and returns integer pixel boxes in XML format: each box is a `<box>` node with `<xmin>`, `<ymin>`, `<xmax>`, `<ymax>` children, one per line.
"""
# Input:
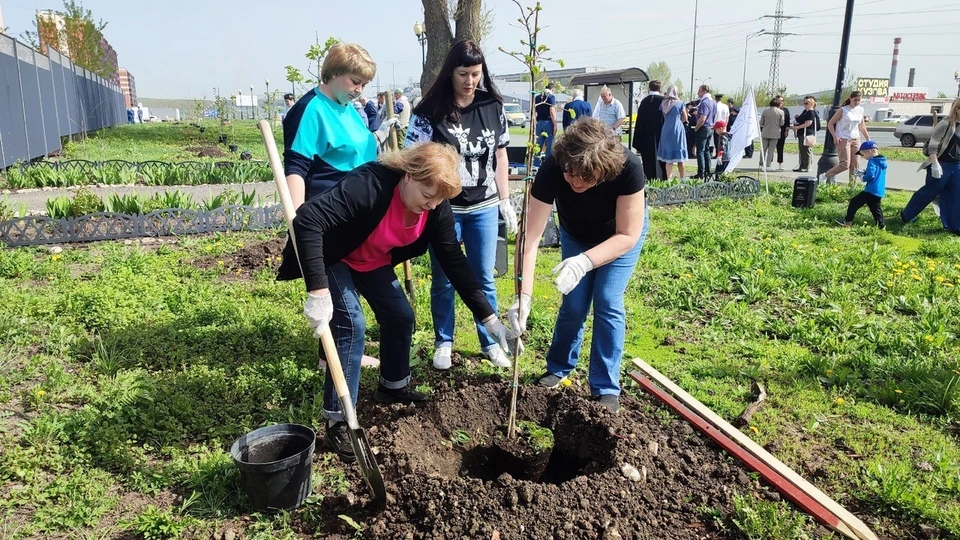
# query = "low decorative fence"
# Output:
<box><xmin>0</xmin><ymin>177</ymin><xmax>762</xmax><ymax>248</ymax></box>
<box><xmin>0</xmin><ymin>205</ymin><xmax>283</xmax><ymax>247</ymax></box>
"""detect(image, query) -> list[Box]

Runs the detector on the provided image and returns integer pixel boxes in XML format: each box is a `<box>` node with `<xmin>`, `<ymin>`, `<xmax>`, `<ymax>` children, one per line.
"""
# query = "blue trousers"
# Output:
<box><xmin>430</xmin><ymin>205</ymin><xmax>500</xmax><ymax>350</ymax></box>
<box><xmin>535</xmin><ymin>120</ymin><xmax>555</xmax><ymax>166</ymax></box>
<box><xmin>695</xmin><ymin>127</ymin><xmax>712</xmax><ymax>177</ymax></box>
<box><xmin>902</xmin><ymin>161</ymin><xmax>960</xmax><ymax>233</ymax></box>
<box><xmin>323</xmin><ymin>263</ymin><xmax>414</xmax><ymax>421</ymax></box>
<box><xmin>545</xmin><ymin>214</ymin><xmax>649</xmax><ymax>396</ymax></box>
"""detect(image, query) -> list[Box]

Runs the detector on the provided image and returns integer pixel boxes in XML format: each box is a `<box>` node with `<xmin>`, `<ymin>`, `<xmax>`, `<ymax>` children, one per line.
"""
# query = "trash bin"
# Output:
<box><xmin>792</xmin><ymin>176</ymin><xmax>817</xmax><ymax>208</ymax></box>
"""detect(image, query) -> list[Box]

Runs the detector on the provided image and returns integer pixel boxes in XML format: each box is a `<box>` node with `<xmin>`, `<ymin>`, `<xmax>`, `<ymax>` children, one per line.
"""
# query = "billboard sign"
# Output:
<box><xmin>888</xmin><ymin>87</ymin><xmax>928</xmax><ymax>101</ymax></box>
<box><xmin>856</xmin><ymin>78</ymin><xmax>889</xmax><ymax>101</ymax></box>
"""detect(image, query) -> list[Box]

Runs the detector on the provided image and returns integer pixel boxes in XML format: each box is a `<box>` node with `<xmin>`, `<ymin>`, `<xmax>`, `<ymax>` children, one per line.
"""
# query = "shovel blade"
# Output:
<box><xmin>349</xmin><ymin>427</ymin><xmax>387</xmax><ymax>505</ymax></box>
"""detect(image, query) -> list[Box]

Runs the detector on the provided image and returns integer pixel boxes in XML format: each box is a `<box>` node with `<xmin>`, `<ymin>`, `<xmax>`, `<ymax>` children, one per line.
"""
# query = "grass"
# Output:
<box><xmin>0</xmin><ymin>185</ymin><xmax>959</xmax><ymax>538</ymax></box>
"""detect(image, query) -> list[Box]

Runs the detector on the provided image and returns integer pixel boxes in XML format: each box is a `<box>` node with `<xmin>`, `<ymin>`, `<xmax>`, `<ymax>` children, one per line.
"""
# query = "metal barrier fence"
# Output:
<box><xmin>0</xmin><ymin>34</ymin><xmax>125</xmax><ymax>170</ymax></box>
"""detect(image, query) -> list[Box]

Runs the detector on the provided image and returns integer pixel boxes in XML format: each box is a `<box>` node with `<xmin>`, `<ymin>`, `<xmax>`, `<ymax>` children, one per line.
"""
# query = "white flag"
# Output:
<box><xmin>725</xmin><ymin>89</ymin><xmax>760</xmax><ymax>172</ymax></box>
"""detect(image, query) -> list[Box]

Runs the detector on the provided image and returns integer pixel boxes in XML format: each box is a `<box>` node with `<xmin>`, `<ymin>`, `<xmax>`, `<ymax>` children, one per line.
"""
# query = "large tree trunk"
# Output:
<box><xmin>420</xmin><ymin>0</ymin><xmax>482</xmax><ymax>95</ymax></box>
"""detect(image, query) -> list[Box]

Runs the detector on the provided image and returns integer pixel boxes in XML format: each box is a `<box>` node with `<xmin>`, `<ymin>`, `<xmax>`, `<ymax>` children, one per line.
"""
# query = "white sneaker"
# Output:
<box><xmin>433</xmin><ymin>346</ymin><xmax>452</xmax><ymax>370</ymax></box>
<box><xmin>484</xmin><ymin>345</ymin><xmax>512</xmax><ymax>368</ymax></box>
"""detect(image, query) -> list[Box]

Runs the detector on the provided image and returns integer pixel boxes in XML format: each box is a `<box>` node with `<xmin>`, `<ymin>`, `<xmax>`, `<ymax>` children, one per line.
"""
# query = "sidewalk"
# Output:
<box><xmin>718</xmin><ymin>150</ymin><xmax>926</xmax><ymax>191</ymax></box>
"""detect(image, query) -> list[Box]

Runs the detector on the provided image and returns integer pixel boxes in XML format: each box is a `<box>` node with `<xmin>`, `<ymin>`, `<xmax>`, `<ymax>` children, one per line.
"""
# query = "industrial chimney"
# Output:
<box><xmin>908</xmin><ymin>68</ymin><xmax>916</xmax><ymax>87</ymax></box>
<box><xmin>889</xmin><ymin>37</ymin><xmax>901</xmax><ymax>87</ymax></box>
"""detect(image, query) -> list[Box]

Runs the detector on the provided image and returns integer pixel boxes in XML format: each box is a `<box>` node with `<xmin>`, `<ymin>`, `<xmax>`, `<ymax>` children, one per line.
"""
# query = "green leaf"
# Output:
<box><xmin>339</xmin><ymin>514</ymin><xmax>362</xmax><ymax>531</ymax></box>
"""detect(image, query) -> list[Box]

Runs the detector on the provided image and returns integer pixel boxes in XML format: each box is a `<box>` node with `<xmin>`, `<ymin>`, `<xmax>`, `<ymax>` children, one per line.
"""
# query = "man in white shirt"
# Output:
<box><xmin>592</xmin><ymin>86</ymin><xmax>627</xmax><ymax>136</ymax></box>
<box><xmin>713</xmin><ymin>94</ymin><xmax>730</xmax><ymax>159</ymax></box>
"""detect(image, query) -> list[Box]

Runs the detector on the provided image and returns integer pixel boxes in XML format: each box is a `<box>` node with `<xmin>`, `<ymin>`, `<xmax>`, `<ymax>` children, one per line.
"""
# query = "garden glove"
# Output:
<box><xmin>932</xmin><ymin>161</ymin><xmax>943</xmax><ymax>179</ymax></box>
<box><xmin>507</xmin><ymin>293</ymin><xmax>532</xmax><ymax>335</ymax></box>
<box><xmin>552</xmin><ymin>253</ymin><xmax>594</xmax><ymax>295</ymax></box>
<box><xmin>484</xmin><ymin>317</ymin><xmax>521</xmax><ymax>359</ymax></box>
<box><xmin>374</xmin><ymin>117</ymin><xmax>400</xmax><ymax>145</ymax></box>
<box><xmin>303</xmin><ymin>290</ymin><xmax>334</xmax><ymax>339</ymax></box>
<box><xmin>499</xmin><ymin>199</ymin><xmax>519</xmax><ymax>235</ymax></box>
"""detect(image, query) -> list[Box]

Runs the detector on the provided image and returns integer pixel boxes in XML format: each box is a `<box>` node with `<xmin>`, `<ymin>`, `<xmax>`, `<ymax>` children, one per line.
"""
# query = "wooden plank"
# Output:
<box><xmin>631</xmin><ymin>358</ymin><xmax>878</xmax><ymax>540</ymax></box>
<box><xmin>630</xmin><ymin>372</ymin><xmax>858</xmax><ymax>540</ymax></box>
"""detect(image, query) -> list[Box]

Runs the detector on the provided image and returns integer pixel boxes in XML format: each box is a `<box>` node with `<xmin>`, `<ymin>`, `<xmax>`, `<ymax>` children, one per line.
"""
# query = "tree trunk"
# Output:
<box><xmin>420</xmin><ymin>0</ymin><xmax>482</xmax><ymax>95</ymax></box>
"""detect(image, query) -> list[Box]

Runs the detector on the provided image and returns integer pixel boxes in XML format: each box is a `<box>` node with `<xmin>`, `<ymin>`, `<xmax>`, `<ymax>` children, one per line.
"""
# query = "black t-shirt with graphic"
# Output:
<box><xmin>531</xmin><ymin>149</ymin><xmax>646</xmax><ymax>245</ymax></box>
<box><xmin>405</xmin><ymin>90</ymin><xmax>509</xmax><ymax>211</ymax></box>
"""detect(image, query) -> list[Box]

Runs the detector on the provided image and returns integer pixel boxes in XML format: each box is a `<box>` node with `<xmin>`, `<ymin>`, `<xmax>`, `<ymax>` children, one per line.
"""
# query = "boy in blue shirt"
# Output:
<box><xmin>836</xmin><ymin>140</ymin><xmax>887</xmax><ymax>229</ymax></box>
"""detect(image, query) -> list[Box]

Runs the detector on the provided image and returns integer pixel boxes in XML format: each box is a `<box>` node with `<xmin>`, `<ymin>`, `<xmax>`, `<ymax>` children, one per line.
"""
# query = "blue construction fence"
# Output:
<box><xmin>0</xmin><ymin>34</ymin><xmax>125</xmax><ymax>170</ymax></box>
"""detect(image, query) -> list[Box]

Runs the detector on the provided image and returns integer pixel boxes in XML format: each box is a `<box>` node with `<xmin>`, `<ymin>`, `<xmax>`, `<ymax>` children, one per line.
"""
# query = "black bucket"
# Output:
<box><xmin>230</xmin><ymin>423</ymin><xmax>316</xmax><ymax>513</ymax></box>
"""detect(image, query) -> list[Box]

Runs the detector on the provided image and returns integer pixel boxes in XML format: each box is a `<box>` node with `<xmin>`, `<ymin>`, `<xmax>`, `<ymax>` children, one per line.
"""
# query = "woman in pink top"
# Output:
<box><xmin>277</xmin><ymin>142</ymin><xmax>514</xmax><ymax>463</ymax></box>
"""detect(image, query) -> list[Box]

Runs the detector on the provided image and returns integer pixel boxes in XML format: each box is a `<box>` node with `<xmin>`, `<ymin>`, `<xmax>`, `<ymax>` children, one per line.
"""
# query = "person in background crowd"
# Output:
<box><xmin>127</xmin><ymin>107</ymin><xmax>136</xmax><ymax>124</ymax></box>
<box><xmin>692</xmin><ymin>85</ymin><xmax>716</xmax><ymax>179</ymax></box>
<box><xmin>353</xmin><ymin>100</ymin><xmax>369</xmax><ymax>129</ymax></box>
<box><xmin>791</xmin><ymin>96</ymin><xmax>819</xmax><ymax>173</ymax></box>
<box><xmin>836</xmin><ymin>140</ymin><xmax>887</xmax><ymax>229</ymax></box>
<box><xmin>280</xmin><ymin>42</ymin><xmax>397</xmax><ymax>369</ymax></box>
<box><xmin>713</xmin><ymin>120</ymin><xmax>731</xmax><ymax>175</ymax></box>
<box><xmin>593</xmin><ymin>86</ymin><xmax>627</xmax><ymax>137</ymax></box>
<box><xmin>507</xmin><ymin>118</ymin><xmax>649</xmax><ymax>414</ymax></box>
<box><xmin>281</xmin><ymin>93</ymin><xmax>296</xmax><ymax>121</ymax></box>
<box><xmin>282</xmin><ymin>142</ymin><xmax>514</xmax><ymax>461</ymax></box>
<box><xmin>713</xmin><ymin>94</ymin><xmax>729</xmax><ymax>159</ymax></box>
<box><xmin>394</xmin><ymin>89</ymin><xmax>411</xmax><ymax>132</ymax></box>
<box><xmin>657</xmin><ymin>85</ymin><xmax>688</xmax><ymax>181</ymax></box>
<box><xmin>774</xmin><ymin>94</ymin><xmax>789</xmax><ymax>171</ymax></box>
<box><xmin>563</xmin><ymin>88</ymin><xmax>593</xmax><ymax>130</ymax></box>
<box><xmin>820</xmin><ymin>91</ymin><xmax>870</xmax><ymax>183</ymax></box>
<box><xmin>377</xmin><ymin>92</ymin><xmax>387</xmax><ymax>119</ymax></box>
<box><xmin>686</xmin><ymin>101</ymin><xmax>699</xmax><ymax>160</ymax></box>
<box><xmin>535</xmin><ymin>82</ymin><xmax>558</xmax><ymax>164</ymax></box>
<box><xmin>361</xmin><ymin>95</ymin><xmax>381</xmax><ymax>132</ymax></box>
<box><xmin>405</xmin><ymin>39</ymin><xmax>518</xmax><ymax>370</ymax></box>
<box><xmin>727</xmin><ymin>98</ymin><xmax>739</xmax><ymax>128</ymax></box>
<box><xmin>633</xmin><ymin>80</ymin><xmax>666</xmax><ymax>180</ymax></box>
<box><xmin>900</xmin><ymin>96</ymin><xmax>960</xmax><ymax>235</ymax></box>
<box><xmin>759</xmin><ymin>98</ymin><xmax>784</xmax><ymax>171</ymax></box>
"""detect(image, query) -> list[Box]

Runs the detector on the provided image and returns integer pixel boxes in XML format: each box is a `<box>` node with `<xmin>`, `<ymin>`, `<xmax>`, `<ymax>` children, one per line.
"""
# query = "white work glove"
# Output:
<box><xmin>484</xmin><ymin>318</ymin><xmax>521</xmax><ymax>358</ymax></box>
<box><xmin>499</xmin><ymin>199</ymin><xmax>518</xmax><ymax>235</ymax></box>
<box><xmin>552</xmin><ymin>253</ymin><xmax>594</xmax><ymax>295</ymax></box>
<box><xmin>303</xmin><ymin>290</ymin><xmax>334</xmax><ymax>339</ymax></box>
<box><xmin>374</xmin><ymin>117</ymin><xmax>399</xmax><ymax>145</ymax></box>
<box><xmin>931</xmin><ymin>161</ymin><xmax>943</xmax><ymax>179</ymax></box>
<box><xmin>507</xmin><ymin>293</ymin><xmax>532</xmax><ymax>335</ymax></box>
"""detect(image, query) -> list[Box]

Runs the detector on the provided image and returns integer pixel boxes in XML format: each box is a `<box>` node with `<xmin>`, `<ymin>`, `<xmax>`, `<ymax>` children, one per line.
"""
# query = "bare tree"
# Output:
<box><xmin>420</xmin><ymin>0</ymin><xmax>493</xmax><ymax>92</ymax></box>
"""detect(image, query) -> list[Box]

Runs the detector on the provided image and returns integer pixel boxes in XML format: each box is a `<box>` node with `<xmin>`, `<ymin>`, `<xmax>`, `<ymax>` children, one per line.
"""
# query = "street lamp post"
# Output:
<box><xmin>265</xmin><ymin>78</ymin><xmax>270</xmax><ymax>121</ymax></box>
<box><xmin>238</xmin><ymin>90</ymin><xmax>243</xmax><ymax>120</ymax></box>
<box><xmin>816</xmin><ymin>0</ymin><xmax>856</xmax><ymax>182</ymax></box>
<box><xmin>414</xmin><ymin>21</ymin><xmax>428</xmax><ymax>71</ymax></box>
<box><xmin>689</xmin><ymin>0</ymin><xmax>699</xmax><ymax>100</ymax></box>
<box><xmin>251</xmin><ymin>85</ymin><xmax>255</xmax><ymax>119</ymax></box>
<box><xmin>742</xmin><ymin>29</ymin><xmax>766</xmax><ymax>90</ymax></box>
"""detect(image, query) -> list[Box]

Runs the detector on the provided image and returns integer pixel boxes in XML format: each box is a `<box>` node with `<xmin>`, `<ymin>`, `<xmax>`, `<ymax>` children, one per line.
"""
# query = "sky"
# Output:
<box><xmin>1</xmin><ymin>0</ymin><xmax>959</xmax><ymax>101</ymax></box>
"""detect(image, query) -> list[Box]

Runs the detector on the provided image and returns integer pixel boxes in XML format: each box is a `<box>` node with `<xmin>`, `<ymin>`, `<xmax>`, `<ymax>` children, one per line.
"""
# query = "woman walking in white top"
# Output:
<box><xmin>820</xmin><ymin>91</ymin><xmax>870</xmax><ymax>183</ymax></box>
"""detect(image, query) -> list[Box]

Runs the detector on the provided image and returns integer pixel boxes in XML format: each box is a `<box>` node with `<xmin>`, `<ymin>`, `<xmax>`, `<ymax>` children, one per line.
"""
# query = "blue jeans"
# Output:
<box><xmin>430</xmin><ymin>205</ymin><xmax>500</xmax><ymax>350</ymax></box>
<box><xmin>545</xmin><ymin>213</ymin><xmax>649</xmax><ymax>396</ymax></box>
<box><xmin>695</xmin><ymin>127</ymin><xmax>712</xmax><ymax>177</ymax></box>
<box><xmin>323</xmin><ymin>263</ymin><xmax>415</xmax><ymax>421</ymax></box>
<box><xmin>535</xmin><ymin>120</ymin><xmax>555</xmax><ymax>166</ymax></box>
<box><xmin>902</xmin><ymin>161</ymin><xmax>960</xmax><ymax>232</ymax></box>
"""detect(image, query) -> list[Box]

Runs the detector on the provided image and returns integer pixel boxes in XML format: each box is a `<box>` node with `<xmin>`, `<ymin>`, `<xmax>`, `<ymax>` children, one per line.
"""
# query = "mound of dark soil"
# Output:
<box><xmin>311</xmin><ymin>381</ymin><xmax>770</xmax><ymax>539</ymax></box>
<box><xmin>185</xmin><ymin>146</ymin><xmax>227</xmax><ymax>158</ymax></box>
<box><xmin>193</xmin><ymin>237</ymin><xmax>285</xmax><ymax>280</ymax></box>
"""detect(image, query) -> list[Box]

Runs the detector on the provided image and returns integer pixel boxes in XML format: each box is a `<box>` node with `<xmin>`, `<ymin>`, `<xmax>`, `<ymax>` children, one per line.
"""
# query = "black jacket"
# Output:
<box><xmin>277</xmin><ymin>162</ymin><xmax>494</xmax><ymax>320</ymax></box>
<box><xmin>632</xmin><ymin>94</ymin><xmax>664</xmax><ymax>153</ymax></box>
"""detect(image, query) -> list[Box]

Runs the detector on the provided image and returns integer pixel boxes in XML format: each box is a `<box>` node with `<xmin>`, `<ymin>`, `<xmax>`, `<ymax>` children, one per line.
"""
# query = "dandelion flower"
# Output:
<box><xmin>825</xmin><ymin>369</ymin><xmax>834</xmax><ymax>376</ymax></box>
<box><xmin>912</xmin><ymin>274</ymin><xmax>922</xmax><ymax>281</ymax></box>
<box><xmin>764</xmin><ymin>250</ymin><xmax>771</xmax><ymax>255</ymax></box>
<box><xmin>925</xmin><ymin>335</ymin><xmax>934</xmax><ymax>342</ymax></box>
<box><xmin>835</xmin><ymin>397</ymin><xmax>845</xmax><ymax>405</ymax></box>
<box><xmin>51</xmin><ymin>254</ymin><xmax>61</xmax><ymax>261</ymax></box>
<box><xmin>237</xmin><ymin>243</ymin><xmax>244</xmax><ymax>249</ymax></box>
<box><xmin>749</xmin><ymin>426</ymin><xmax>759</xmax><ymax>435</ymax></box>
<box><xmin>936</xmin><ymin>276</ymin><xmax>945</xmax><ymax>282</ymax></box>
<box><xmin>755</xmin><ymin>269</ymin><xmax>764</xmax><ymax>275</ymax></box>
<box><xmin>886</xmin><ymin>281</ymin><xmax>893</xmax><ymax>287</ymax></box>
<box><xmin>37</xmin><ymin>389</ymin><xmax>46</xmax><ymax>396</ymax></box>
<box><xmin>894</xmin><ymin>389</ymin><xmax>903</xmax><ymax>394</ymax></box>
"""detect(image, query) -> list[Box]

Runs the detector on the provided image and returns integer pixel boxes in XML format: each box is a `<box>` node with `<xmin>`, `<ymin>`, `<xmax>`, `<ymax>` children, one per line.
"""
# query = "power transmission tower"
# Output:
<box><xmin>761</xmin><ymin>0</ymin><xmax>798</xmax><ymax>95</ymax></box>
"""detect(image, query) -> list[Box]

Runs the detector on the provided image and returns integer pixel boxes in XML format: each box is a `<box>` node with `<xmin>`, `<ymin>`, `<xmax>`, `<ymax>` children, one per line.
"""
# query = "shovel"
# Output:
<box><xmin>383</xmin><ymin>92</ymin><xmax>417</xmax><ymax>304</ymax></box>
<box><xmin>257</xmin><ymin>120</ymin><xmax>387</xmax><ymax>506</ymax></box>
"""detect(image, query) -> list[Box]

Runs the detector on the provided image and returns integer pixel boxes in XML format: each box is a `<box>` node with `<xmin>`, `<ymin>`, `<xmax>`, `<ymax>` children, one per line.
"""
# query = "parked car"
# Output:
<box><xmin>894</xmin><ymin>115</ymin><xmax>934</xmax><ymax>147</ymax></box>
<box><xmin>885</xmin><ymin>114</ymin><xmax>911</xmax><ymax>123</ymax></box>
<box><xmin>503</xmin><ymin>102</ymin><xmax>528</xmax><ymax>129</ymax></box>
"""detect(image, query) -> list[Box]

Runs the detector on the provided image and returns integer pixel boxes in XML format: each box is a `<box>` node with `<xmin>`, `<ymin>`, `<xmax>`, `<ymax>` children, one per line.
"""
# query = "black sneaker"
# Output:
<box><xmin>594</xmin><ymin>395</ymin><xmax>621</xmax><ymax>413</ymax></box>
<box><xmin>537</xmin><ymin>373</ymin><xmax>565</xmax><ymax>389</ymax></box>
<box><xmin>373</xmin><ymin>384</ymin><xmax>429</xmax><ymax>405</ymax></box>
<box><xmin>324</xmin><ymin>421</ymin><xmax>356</xmax><ymax>463</ymax></box>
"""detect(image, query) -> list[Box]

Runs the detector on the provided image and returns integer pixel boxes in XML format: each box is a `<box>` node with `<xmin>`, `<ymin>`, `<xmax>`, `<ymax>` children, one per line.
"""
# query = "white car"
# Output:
<box><xmin>884</xmin><ymin>114</ymin><xmax>911</xmax><ymax>123</ymax></box>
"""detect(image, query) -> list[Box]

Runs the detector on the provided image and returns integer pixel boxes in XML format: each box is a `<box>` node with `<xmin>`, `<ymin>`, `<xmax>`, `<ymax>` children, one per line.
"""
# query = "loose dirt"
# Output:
<box><xmin>185</xmin><ymin>146</ymin><xmax>228</xmax><ymax>158</ymax></box>
<box><xmin>299</xmin><ymin>380</ymin><xmax>777</xmax><ymax>539</ymax></box>
<box><xmin>193</xmin><ymin>237</ymin><xmax>285</xmax><ymax>280</ymax></box>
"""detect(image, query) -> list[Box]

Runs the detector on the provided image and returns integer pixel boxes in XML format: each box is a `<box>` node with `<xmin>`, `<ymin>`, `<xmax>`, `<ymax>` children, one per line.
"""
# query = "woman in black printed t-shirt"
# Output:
<box><xmin>405</xmin><ymin>40</ymin><xmax>518</xmax><ymax>371</ymax></box>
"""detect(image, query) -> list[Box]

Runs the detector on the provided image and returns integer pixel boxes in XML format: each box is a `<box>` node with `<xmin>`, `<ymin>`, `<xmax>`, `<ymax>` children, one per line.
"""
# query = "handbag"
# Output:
<box><xmin>802</xmin><ymin>111</ymin><xmax>816</xmax><ymax>146</ymax></box>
